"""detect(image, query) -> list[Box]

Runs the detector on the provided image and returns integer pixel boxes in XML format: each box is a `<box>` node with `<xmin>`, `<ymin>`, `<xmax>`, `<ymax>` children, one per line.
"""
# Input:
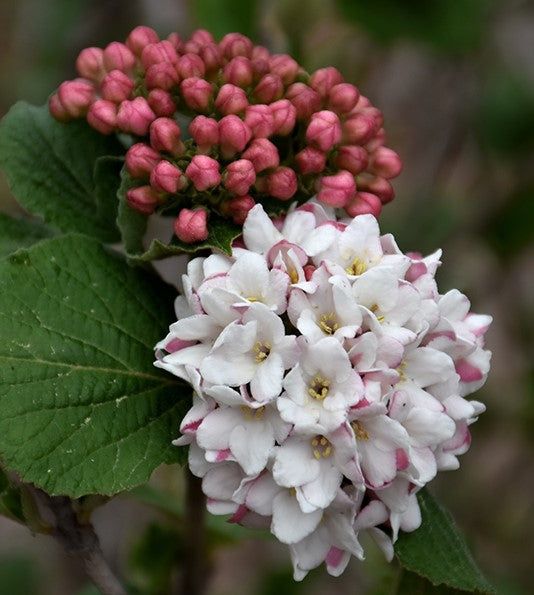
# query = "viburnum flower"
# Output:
<box><xmin>49</xmin><ymin>27</ymin><xmax>403</xmax><ymax>243</ymax></box>
<box><xmin>154</xmin><ymin>201</ymin><xmax>492</xmax><ymax>580</ymax></box>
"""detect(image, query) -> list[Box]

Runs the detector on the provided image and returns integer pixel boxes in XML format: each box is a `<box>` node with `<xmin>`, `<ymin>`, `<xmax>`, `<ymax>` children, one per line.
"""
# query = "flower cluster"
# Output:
<box><xmin>154</xmin><ymin>202</ymin><xmax>491</xmax><ymax>579</ymax></box>
<box><xmin>49</xmin><ymin>26</ymin><xmax>402</xmax><ymax>242</ymax></box>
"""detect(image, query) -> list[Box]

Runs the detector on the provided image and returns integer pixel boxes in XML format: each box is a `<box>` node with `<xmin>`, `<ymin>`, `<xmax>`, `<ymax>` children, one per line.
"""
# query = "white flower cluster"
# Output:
<box><xmin>155</xmin><ymin>202</ymin><xmax>491</xmax><ymax>580</ymax></box>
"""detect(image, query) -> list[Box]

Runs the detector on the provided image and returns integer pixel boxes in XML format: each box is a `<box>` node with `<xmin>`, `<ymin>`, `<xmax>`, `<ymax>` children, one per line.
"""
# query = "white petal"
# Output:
<box><xmin>271</xmin><ymin>491</ymin><xmax>323</xmax><ymax>544</ymax></box>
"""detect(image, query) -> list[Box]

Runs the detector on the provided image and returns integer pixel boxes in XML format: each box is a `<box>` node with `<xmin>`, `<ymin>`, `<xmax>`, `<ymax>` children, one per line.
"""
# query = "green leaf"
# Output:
<box><xmin>0</xmin><ymin>468</ymin><xmax>24</xmax><ymax>524</ymax></box>
<box><xmin>395</xmin><ymin>489</ymin><xmax>495</xmax><ymax>593</ymax></box>
<box><xmin>117</xmin><ymin>168</ymin><xmax>241</xmax><ymax>262</ymax></box>
<box><xmin>0</xmin><ymin>102</ymin><xmax>123</xmax><ymax>243</ymax></box>
<box><xmin>395</xmin><ymin>568</ymin><xmax>473</xmax><ymax>594</ymax></box>
<box><xmin>0</xmin><ymin>212</ymin><xmax>54</xmax><ymax>259</ymax></box>
<box><xmin>0</xmin><ymin>234</ymin><xmax>191</xmax><ymax>497</ymax></box>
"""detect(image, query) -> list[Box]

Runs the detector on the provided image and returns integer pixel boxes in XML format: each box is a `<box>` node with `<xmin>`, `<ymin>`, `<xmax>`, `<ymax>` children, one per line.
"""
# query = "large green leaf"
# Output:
<box><xmin>0</xmin><ymin>235</ymin><xmax>190</xmax><ymax>497</ymax></box>
<box><xmin>0</xmin><ymin>212</ymin><xmax>54</xmax><ymax>259</ymax></box>
<box><xmin>0</xmin><ymin>102</ymin><xmax>123</xmax><ymax>243</ymax></box>
<box><xmin>0</xmin><ymin>468</ymin><xmax>24</xmax><ymax>524</ymax></box>
<box><xmin>395</xmin><ymin>489</ymin><xmax>495</xmax><ymax>593</ymax></box>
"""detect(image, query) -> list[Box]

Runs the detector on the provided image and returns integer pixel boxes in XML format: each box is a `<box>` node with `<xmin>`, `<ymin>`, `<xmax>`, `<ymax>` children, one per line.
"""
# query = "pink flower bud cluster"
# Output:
<box><xmin>155</xmin><ymin>203</ymin><xmax>492</xmax><ymax>580</ymax></box>
<box><xmin>50</xmin><ymin>27</ymin><xmax>403</xmax><ymax>241</ymax></box>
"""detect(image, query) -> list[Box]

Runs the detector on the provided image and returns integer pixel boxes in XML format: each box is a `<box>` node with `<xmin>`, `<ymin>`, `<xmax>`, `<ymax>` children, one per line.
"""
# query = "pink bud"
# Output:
<box><xmin>223</xmin><ymin>56</ymin><xmax>254</xmax><ymax>87</ymax></box>
<box><xmin>167</xmin><ymin>32</ymin><xmax>184</xmax><ymax>52</ymax></box>
<box><xmin>101</xmin><ymin>70</ymin><xmax>134</xmax><ymax>103</ymax></box>
<box><xmin>269</xmin><ymin>54</ymin><xmax>300</xmax><ymax>85</ymax></box>
<box><xmin>295</xmin><ymin>146</ymin><xmax>326</xmax><ymax>174</ymax></box>
<box><xmin>309</xmin><ymin>67</ymin><xmax>344</xmax><ymax>97</ymax></box>
<box><xmin>199</xmin><ymin>43</ymin><xmax>223</xmax><ymax>75</ymax></box>
<box><xmin>219</xmin><ymin>33</ymin><xmax>253</xmax><ymax>59</ymax></box>
<box><xmin>356</xmin><ymin>174</ymin><xmax>394</xmax><ymax>203</ymax></box>
<box><xmin>180</xmin><ymin>77</ymin><xmax>213</xmax><ymax>112</ymax></box>
<box><xmin>242</xmin><ymin>138</ymin><xmax>280</xmax><ymax>172</ymax></box>
<box><xmin>103</xmin><ymin>42</ymin><xmax>136</xmax><ymax>74</ymax></box>
<box><xmin>317</xmin><ymin>170</ymin><xmax>356</xmax><ymax>207</ymax></box>
<box><xmin>75</xmin><ymin>47</ymin><xmax>106</xmax><ymax>82</ymax></box>
<box><xmin>57</xmin><ymin>79</ymin><xmax>95</xmax><ymax>117</ymax></box>
<box><xmin>215</xmin><ymin>84</ymin><xmax>249</xmax><ymax>115</ymax></box>
<box><xmin>189</xmin><ymin>115</ymin><xmax>219</xmax><ymax>153</ymax></box>
<box><xmin>359</xmin><ymin>106</ymin><xmax>384</xmax><ymax>129</ymax></box>
<box><xmin>87</xmin><ymin>99</ymin><xmax>117</xmax><ymax>134</ymax></box>
<box><xmin>244</xmin><ymin>104</ymin><xmax>274</xmax><ymax>138</ymax></box>
<box><xmin>342</xmin><ymin>114</ymin><xmax>376</xmax><ymax>144</ymax></box>
<box><xmin>126</xmin><ymin>185</ymin><xmax>161</xmax><ymax>214</ymax></box>
<box><xmin>141</xmin><ymin>41</ymin><xmax>179</xmax><ymax>70</ymax></box>
<box><xmin>335</xmin><ymin>145</ymin><xmax>369</xmax><ymax>175</ymax></box>
<box><xmin>266</xmin><ymin>167</ymin><xmax>297</xmax><ymax>200</ymax></box>
<box><xmin>345</xmin><ymin>192</ymin><xmax>382</xmax><ymax>218</ymax></box>
<box><xmin>49</xmin><ymin>94</ymin><xmax>70</xmax><ymax>122</ymax></box>
<box><xmin>125</xmin><ymin>143</ymin><xmax>162</xmax><ymax>178</ymax></box>
<box><xmin>221</xmin><ymin>195</ymin><xmax>255</xmax><ymax>224</ymax></box>
<box><xmin>251</xmin><ymin>58</ymin><xmax>270</xmax><ymax>80</ymax></box>
<box><xmin>126</xmin><ymin>26</ymin><xmax>159</xmax><ymax>56</ymax></box>
<box><xmin>269</xmin><ymin>99</ymin><xmax>297</xmax><ymax>135</ymax></box>
<box><xmin>145</xmin><ymin>62</ymin><xmax>180</xmax><ymax>90</ymax></box>
<box><xmin>369</xmin><ymin>146</ymin><xmax>403</xmax><ymax>179</ymax></box>
<box><xmin>306</xmin><ymin>110</ymin><xmax>342</xmax><ymax>151</ymax></box>
<box><xmin>252</xmin><ymin>45</ymin><xmax>270</xmax><ymax>61</ymax></box>
<box><xmin>174</xmin><ymin>208</ymin><xmax>209</xmax><ymax>243</ymax></box>
<box><xmin>190</xmin><ymin>29</ymin><xmax>215</xmax><ymax>46</ymax></box>
<box><xmin>150</xmin><ymin>117</ymin><xmax>184</xmax><ymax>156</ymax></box>
<box><xmin>223</xmin><ymin>159</ymin><xmax>256</xmax><ymax>195</ymax></box>
<box><xmin>285</xmin><ymin>83</ymin><xmax>321</xmax><ymax>121</ymax></box>
<box><xmin>328</xmin><ymin>83</ymin><xmax>360</xmax><ymax>114</ymax></box>
<box><xmin>148</xmin><ymin>89</ymin><xmax>176</xmax><ymax>117</ymax></box>
<box><xmin>185</xmin><ymin>155</ymin><xmax>221</xmax><ymax>191</ymax></box>
<box><xmin>117</xmin><ymin>97</ymin><xmax>156</xmax><ymax>136</ymax></box>
<box><xmin>177</xmin><ymin>53</ymin><xmax>206</xmax><ymax>79</ymax></box>
<box><xmin>150</xmin><ymin>160</ymin><xmax>184</xmax><ymax>193</ymax></box>
<box><xmin>218</xmin><ymin>115</ymin><xmax>252</xmax><ymax>157</ymax></box>
<box><xmin>253</xmin><ymin>74</ymin><xmax>283</xmax><ymax>103</ymax></box>
<box><xmin>365</xmin><ymin>127</ymin><xmax>386</xmax><ymax>152</ymax></box>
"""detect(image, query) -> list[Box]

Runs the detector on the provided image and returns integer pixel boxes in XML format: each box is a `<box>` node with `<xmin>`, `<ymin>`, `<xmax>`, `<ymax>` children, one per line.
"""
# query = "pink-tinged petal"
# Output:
<box><xmin>403</xmin><ymin>408</ymin><xmax>456</xmax><ymax>447</ymax></box>
<box><xmin>455</xmin><ymin>358</ymin><xmax>483</xmax><ymax>383</ymax></box>
<box><xmin>404</xmin><ymin>347</ymin><xmax>456</xmax><ymax>388</ymax></box>
<box><xmin>325</xmin><ymin>547</ymin><xmax>351</xmax><ymax>577</ymax></box>
<box><xmin>230</xmin><ymin>420</ymin><xmax>274</xmax><ymax>475</ymax></box>
<box><xmin>360</xmin><ymin>443</ymin><xmax>397</xmax><ymax>489</ymax></box>
<box><xmin>228</xmin><ymin>504</ymin><xmax>248</xmax><ymax>523</ymax></box>
<box><xmin>185</xmin><ymin>441</ymin><xmax>211</xmax><ymax>477</ymax></box>
<box><xmin>439</xmin><ymin>289</ymin><xmax>470</xmax><ymax>321</ymax></box>
<box><xmin>169</xmin><ymin>314</ymin><xmax>221</xmax><ymax>340</ymax></box>
<box><xmin>215</xmin><ymin>449</ymin><xmax>232</xmax><ymax>462</ymax></box>
<box><xmin>271</xmin><ymin>491</ymin><xmax>323</xmax><ymax>544</ymax></box>
<box><xmin>396</xmin><ymin>449</ymin><xmax>409</xmax><ymax>470</ymax></box>
<box><xmin>241</xmin><ymin>472</ymin><xmax>281</xmax><ymax>516</ymax></box>
<box><xmin>205</xmin><ymin>385</ymin><xmax>245</xmax><ymax>406</ymax></box>
<box><xmin>179</xmin><ymin>396</ymin><xmax>216</xmax><ymax>434</ymax></box>
<box><xmin>408</xmin><ymin>446</ymin><xmax>437</xmax><ymax>484</ymax></box>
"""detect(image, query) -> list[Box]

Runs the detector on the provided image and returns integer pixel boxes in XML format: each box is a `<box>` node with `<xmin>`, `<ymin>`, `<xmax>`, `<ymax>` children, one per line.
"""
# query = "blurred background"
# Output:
<box><xmin>1</xmin><ymin>0</ymin><xmax>533</xmax><ymax>593</ymax></box>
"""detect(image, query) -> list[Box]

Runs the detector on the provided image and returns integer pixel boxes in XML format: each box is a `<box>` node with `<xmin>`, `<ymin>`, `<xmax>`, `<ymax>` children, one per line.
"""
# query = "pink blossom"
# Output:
<box><xmin>150</xmin><ymin>160</ymin><xmax>184</xmax><ymax>194</ymax></box>
<box><xmin>218</xmin><ymin>115</ymin><xmax>252</xmax><ymax>157</ymax></box>
<box><xmin>87</xmin><ymin>99</ymin><xmax>117</xmax><ymax>135</ymax></box>
<box><xmin>269</xmin><ymin>99</ymin><xmax>297</xmax><ymax>135</ymax></box>
<box><xmin>145</xmin><ymin>62</ymin><xmax>180</xmax><ymax>90</ymax></box>
<box><xmin>126</xmin><ymin>26</ymin><xmax>159</xmax><ymax>56</ymax></box>
<box><xmin>269</xmin><ymin>54</ymin><xmax>300</xmax><ymax>85</ymax></box>
<box><xmin>295</xmin><ymin>147</ymin><xmax>327</xmax><ymax>174</ymax></box>
<box><xmin>219</xmin><ymin>32</ymin><xmax>253</xmax><ymax>59</ymax></box>
<box><xmin>309</xmin><ymin>67</ymin><xmax>344</xmax><ymax>96</ymax></box>
<box><xmin>116</xmin><ymin>97</ymin><xmax>156</xmax><ymax>136</ymax></box>
<box><xmin>266</xmin><ymin>167</ymin><xmax>298</xmax><ymax>200</ymax></box>
<box><xmin>177</xmin><ymin>53</ymin><xmax>206</xmax><ymax>79</ymax></box>
<box><xmin>335</xmin><ymin>145</ymin><xmax>369</xmax><ymax>175</ymax></box>
<box><xmin>369</xmin><ymin>147</ymin><xmax>403</xmax><ymax>179</ymax></box>
<box><xmin>57</xmin><ymin>79</ymin><xmax>95</xmax><ymax>118</ymax></box>
<box><xmin>125</xmin><ymin>143</ymin><xmax>161</xmax><ymax>178</ymax></box>
<box><xmin>253</xmin><ymin>74</ymin><xmax>283</xmax><ymax>103</ymax></box>
<box><xmin>141</xmin><ymin>41</ymin><xmax>179</xmax><ymax>69</ymax></box>
<box><xmin>244</xmin><ymin>104</ymin><xmax>275</xmax><ymax>138</ymax></box>
<box><xmin>223</xmin><ymin>159</ymin><xmax>256</xmax><ymax>196</ymax></box>
<box><xmin>75</xmin><ymin>47</ymin><xmax>106</xmax><ymax>82</ymax></box>
<box><xmin>223</xmin><ymin>56</ymin><xmax>254</xmax><ymax>87</ymax></box>
<box><xmin>221</xmin><ymin>195</ymin><xmax>256</xmax><ymax>224</ymax></box>
<box><xmin>180</xmin><ymin>77</ymin><xmax>213</xmax><ymax>112</ymax></box>
<box><xmin>147</xmin><ymin>88</ymin><xmax>176</xmax><ymax>117</ymax></box>
<box><xmin>306</xmin><ymin>110</ymin><xmax>342</xmax><ymax>152</ymax></box>
<box><xmin>342</xmin><ymin>114</ymin><xmax>377</xmax><ymax>144</ymax></box>
<box><xmin>242</xmin><ymin>139</ymin><xmax>280</xmax><ymax>172</ymax></box>
<box><xmin>317</xmin><ymin>171</ymin><xmax>356</xmax><ymax>207</ymax></box>
<box><xmin>189</xmin><ymin>115</ymin><xmax>219</xmax><ymax>153</ymax></box>
<box><xmin>285</xmin><ymin>83</ymin><xmax>321</xmax><ymax>121</ymax></box>
<box><xmin>103</xmin><ymin>42</ymin><xmax>136</xmax><ymax>73</ymax></box>
<box><xmin>215</xmin><ymin>84</ymin><xmax>249</xmax><ymax>115</ymax></box>
<box><xmin>185</xmin><ymin>155</ymin><xmax>221</xmax><ymax>191</ymax></box>
<box><xmin>328</xmin><ymin>83</ymin><xmax>360</xmax><ymax>114</ymax></box>
<box><xmin>101</xmin><ymin>70</ymin><xmax>134</xmax><ymax>103</ymax></box>
<box><xmin>345</xmin><ymin>192</ymin><xmax>382</xmax><ymax>217</ymax></box>
<box><xmin>126</xmin><ymin>185</ymin><xmax>160</xmax><ymax>214</ymax></box>
<box><xmin>149</xmin><ymin>118</ymin><xmax>183</xmax><ymax>155</ymax></box>
<box><xmin>174</xmin><ymin>208</ymin><xmax>209</xmax><ymax>243</ymax></box>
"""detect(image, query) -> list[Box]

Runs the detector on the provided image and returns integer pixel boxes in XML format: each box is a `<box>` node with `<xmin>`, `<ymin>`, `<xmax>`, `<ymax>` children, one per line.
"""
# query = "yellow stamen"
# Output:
<box><xmin>289</xmin><ymin>268</ymin><xmax>299</xmax><ymax>284</ymax></box>
<box><xmin>311</xmin><ymin>435</ymin><xmax>333</xmax><ymax>458</ymax></box>
<box><xmin>318</xmin><ymin>312</ymin><xmax>339</xmax><ymax>335</ymax></box>
<box><xmin>346</xmin><ymin>257</ymin><xmax>367</xmax><ymax>276</ymax></box>
<box><xmin>241</xmin><ymin>405</ymin><xmax>265</xmax><ymax>421</ymax></box>
<box><xmin>253</xmin><ymin>341</ymin><xmax>271</xmax><ymax>363</ymax></box>
<box><xmin>397</xmin><ymin>360</ymin><xmax>407</xmax><ymax>381</ymax></box>
<box><xmin>352</xmin><ymin>421</ymin><xmax>369</xmax><ymax>441</ymax></box>
<box><xmin>308</xmin><ymin>376</ymin><xmax>330</xmax><ymax>400</ymax></box>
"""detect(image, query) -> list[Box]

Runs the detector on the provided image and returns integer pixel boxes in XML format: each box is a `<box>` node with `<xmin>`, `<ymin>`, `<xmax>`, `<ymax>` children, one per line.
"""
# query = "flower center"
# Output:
<box><xmin>241</xmin><ymin>405</ymin><xmax>266</xmax><ymax>421</ymax></box>
<box><xmin>397</xmin><ymin>360</ymin><xmax>407</xmax><ymax>381</ymax></box>
<box><xmin>370</xmin><ymin>304</ymin><xmax>384</xmax><ymax>323</ymax></box>
<box><xmin>311</xmin><ymin>436</ymin><xmax>332</xmax><ymax>459</ymax></box>
<box><xmin>246</xmin><ymin>296</ymin><xmax>262</xmax><ymax>303</ymax></box>
<box><xmin>318</xmin><ymin>312</ymin><xmax>339</xmax><ymax>335</ymax></box>
<box><xmin>308</xmin><ymin>375</ymin><xmax>330</xmax><ymax>400</ymax></box>
<box><xmin>345</xmin><ymin>257</ymin><xmax>367</xmax><ymax>276</ymax></box>
<box><xmin>289</xmin><ymin>268</ymin><xmax>299</xmax><ymax>284</ymax></box>
<box><xmin>352</xmin><ymin>421</ymin><xmax>369</xmax><ymax>441</ymax></box>
<box><xmin>253</xmin><ymin>341</ymin><xmax>271</xmax><ymax>363</ymax></box>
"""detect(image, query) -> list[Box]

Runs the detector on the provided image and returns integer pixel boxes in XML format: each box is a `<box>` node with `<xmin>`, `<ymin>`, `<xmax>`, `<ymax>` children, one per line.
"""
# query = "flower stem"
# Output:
<box><xmin>181</xmin><ymin>469</ymin><xmax>208</xmax><ymax>595</ymax></box>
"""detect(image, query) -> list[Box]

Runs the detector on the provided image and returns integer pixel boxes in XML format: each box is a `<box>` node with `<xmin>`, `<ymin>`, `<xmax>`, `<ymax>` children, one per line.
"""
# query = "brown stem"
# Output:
<box><xmin>31</xmin><ymin>488</ymin><xmax>127</xmax><ymax>595</ymax></box>
<box><xmin>181</xmin><ymin>469</ymin><xmax>208</xmax><ymax>595</ymax></box>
